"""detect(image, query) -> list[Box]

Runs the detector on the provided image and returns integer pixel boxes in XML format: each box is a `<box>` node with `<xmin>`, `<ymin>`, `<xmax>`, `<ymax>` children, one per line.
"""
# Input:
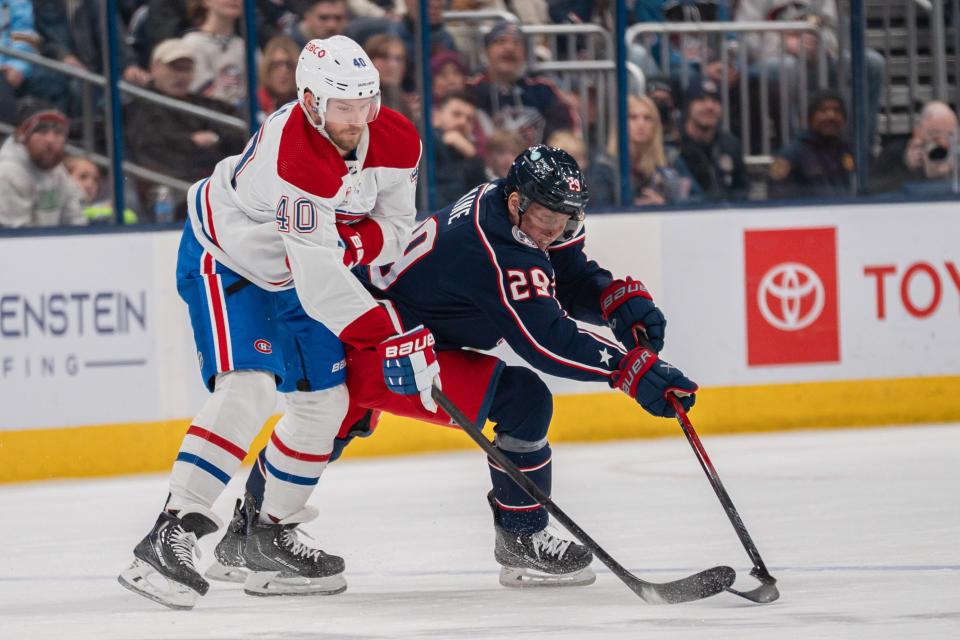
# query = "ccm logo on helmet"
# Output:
<box><xmin>383</xmin><ymin>333</ymin><xmax>435</xmax><ymax>358</ymax></box>
<box><xmin>305</xmin><ymin>42</ymin><xmax>326</xmax><ymax>58</ymax></box>
<box><xmin>254</xmin><ymin>339</ymin><xmax>273</xmax><ymax>354</ymax></box>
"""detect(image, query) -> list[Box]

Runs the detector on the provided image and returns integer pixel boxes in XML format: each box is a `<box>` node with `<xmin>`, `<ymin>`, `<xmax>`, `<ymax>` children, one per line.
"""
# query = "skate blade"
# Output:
<box><xmin>499</xmin><ymin>565</ymin><xmax>597</xmax><ymax>588</ymax></box>
<box><xmin>117</xmin><ymin>558</ymin><xmax>200</xmax><ymax>610</ymax></box>
<box><xmin>204</xmin><ymin>559</ymin><xmax>248</xmax><ymax>583</ymax></box>
<box><xmin>243</xmin><ymin>570</ymin><xmax>347</xmax><ymax>597</ymax></box>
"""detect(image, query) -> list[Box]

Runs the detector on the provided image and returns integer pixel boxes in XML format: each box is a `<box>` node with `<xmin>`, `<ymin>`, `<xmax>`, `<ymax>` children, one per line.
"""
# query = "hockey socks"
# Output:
<box><xmin>487</xmin><ymin>444</ymin><xmax>552</xmax><ymax>534</ymax></box>
<box><xmin>168</xmin><ymin>371</ymin><xmax>277</xmax><ymax>510</ymax></box>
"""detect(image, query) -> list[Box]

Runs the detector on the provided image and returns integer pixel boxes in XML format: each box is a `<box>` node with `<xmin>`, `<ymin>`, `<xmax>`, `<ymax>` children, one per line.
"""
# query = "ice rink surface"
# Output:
<box><xmin>1</xmin><ymin>423</ymin><xmax>958</xmax><ymax>640</ymax></box>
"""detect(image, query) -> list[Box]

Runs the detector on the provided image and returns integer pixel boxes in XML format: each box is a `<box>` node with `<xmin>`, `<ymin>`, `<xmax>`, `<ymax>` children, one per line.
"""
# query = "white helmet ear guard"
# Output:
<box><xmin>296</xmin><ymin>36</ymin><xmax>381</xmax><ymax>130</ymax></box>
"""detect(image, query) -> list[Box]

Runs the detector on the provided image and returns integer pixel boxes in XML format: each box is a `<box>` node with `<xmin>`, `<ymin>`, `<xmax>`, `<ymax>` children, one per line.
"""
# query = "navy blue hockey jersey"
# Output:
<box><xmin>362</xmin><ymin>180</ymin><xmax>626</xmax><ymax>383</ymax></box>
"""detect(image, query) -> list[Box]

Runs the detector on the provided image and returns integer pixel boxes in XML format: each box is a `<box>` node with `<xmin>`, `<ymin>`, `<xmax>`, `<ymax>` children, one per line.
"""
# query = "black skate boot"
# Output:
<box><xmin>204</xmin><ymin>498</ymin><xmax>250</xmax><ymax>583</ymax></box>
<box><xmin>241</xmin><ymin>504</ymin><xmax>347</xmax><ymax>596</ymax></box>
<box><xmin>118</xmin><ymin>506</ymin><xmax>220</xmax><ymax>610</ymax></box>
<box><xmin>488</xmin><ymin>492</ymin><xmax>595</xmax><ymax>588</ymax></box>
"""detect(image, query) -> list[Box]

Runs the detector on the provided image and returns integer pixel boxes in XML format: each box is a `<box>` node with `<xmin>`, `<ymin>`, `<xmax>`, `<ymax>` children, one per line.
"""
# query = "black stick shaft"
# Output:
<box><xmin>669</xmin><ymin>396</ymin><xmax>772</xmax><ymax>579</ymax></box>
<box><xmin>431</xmin><ymin>387</ymin><xmax>639</xmax><ymax>586</ymax></box>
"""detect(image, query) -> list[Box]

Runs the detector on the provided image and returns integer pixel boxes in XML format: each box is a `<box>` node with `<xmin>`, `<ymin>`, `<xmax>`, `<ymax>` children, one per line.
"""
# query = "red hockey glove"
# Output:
<box><xmin>610</xmin><ymin>347</ymin><xmax>697</xmax><ymax>418</ymax></box>
<box><xmin>336</xmin><ymin>219</ymin><xmax>384</xmax><ymax>268</ymax></box>
<box><xmin>600</xmin><ymin>277</ymin><xmax>666</xmax><ymax>352</ymax></box>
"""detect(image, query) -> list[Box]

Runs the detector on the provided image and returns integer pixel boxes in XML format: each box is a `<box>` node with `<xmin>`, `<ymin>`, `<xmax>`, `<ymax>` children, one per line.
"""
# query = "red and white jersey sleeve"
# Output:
<box><xmin>185</xmin><ymin>102</ymin><xmax>421</xmax><ymax>337</ymax></box>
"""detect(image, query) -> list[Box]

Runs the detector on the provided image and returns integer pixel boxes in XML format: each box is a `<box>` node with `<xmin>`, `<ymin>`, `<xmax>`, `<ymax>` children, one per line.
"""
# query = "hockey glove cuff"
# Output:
<box><xmin>600</xmin><ymin>277</ymin><xmax>666</xmax><ymax>352</ymax></box>
<box><xmin>377</xmin><ymin>325</ymin><xmax>442</xmax><ymax>413</ymax></box>
<box><xmin>610</xmin><ymin>347</ymin><xmax>697</xmax><ymax>418</ymax></box>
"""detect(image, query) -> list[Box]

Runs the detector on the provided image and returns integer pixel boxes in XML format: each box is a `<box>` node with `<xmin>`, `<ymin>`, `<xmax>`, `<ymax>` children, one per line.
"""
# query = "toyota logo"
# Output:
<box><xmin>757</xmin><ymin>262</ymin><xmax>825</xmax><ymax>331</ymax></box>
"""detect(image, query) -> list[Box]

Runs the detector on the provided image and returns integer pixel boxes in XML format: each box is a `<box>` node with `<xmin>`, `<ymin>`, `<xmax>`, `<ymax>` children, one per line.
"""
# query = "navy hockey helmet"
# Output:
<box><xmin>506</xmin><ymin>145</ymin><xmax>589</xmax><ymax>241</ymax></box>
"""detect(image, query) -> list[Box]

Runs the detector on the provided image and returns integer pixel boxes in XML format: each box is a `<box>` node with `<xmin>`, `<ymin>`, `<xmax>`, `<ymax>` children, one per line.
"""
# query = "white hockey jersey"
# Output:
<box><xmin>186</xmin><ymin>102</ymin><xmax>422</xmax><ymax>347</ymax></box>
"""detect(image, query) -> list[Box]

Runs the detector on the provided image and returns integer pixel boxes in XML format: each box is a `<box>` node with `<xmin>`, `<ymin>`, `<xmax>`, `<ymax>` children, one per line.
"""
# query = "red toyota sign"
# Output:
<box><xmin>744</xmin><ymin>227</ymin><xmax>840</xmax><ymax>365</ymax></box>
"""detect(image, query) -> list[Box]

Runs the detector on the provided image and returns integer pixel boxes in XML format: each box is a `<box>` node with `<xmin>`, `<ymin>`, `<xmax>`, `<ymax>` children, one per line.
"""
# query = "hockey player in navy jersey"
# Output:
<box><xmin>117</xmin><ymin>35</ymin><xmax>441</xmax><ymax>610</ymax></box>
<box><xmin>210</xmin><ymin>145</ymin><xmax>698</xmax><ymax>589</ymax></box>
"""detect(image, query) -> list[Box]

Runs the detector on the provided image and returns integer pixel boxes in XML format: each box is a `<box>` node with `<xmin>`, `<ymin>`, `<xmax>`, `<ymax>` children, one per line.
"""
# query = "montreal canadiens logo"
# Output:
<box><xmin>757</xmin><ymin>262</ymin><xmax>825</xmax><ymax>331</ymax></box>
<box><xmin>254</xmin><ymin>339</ymin><xmax>273</xmax><ymax>354</ymax></box>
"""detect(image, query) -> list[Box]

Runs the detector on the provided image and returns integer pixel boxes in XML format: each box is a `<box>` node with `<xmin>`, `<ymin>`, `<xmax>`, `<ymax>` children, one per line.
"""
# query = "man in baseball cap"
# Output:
<box><xmin>468</xmin><ymin>19</ymin><xmax>577</xmax><ymax>144</ymax></box>
<box><xmin>679</xmin><ymin>79</ymin><xmax>748</xmax><ymax>201</ymax></box>
<box><xmin>0</xmin><ymin>98</ymin><xmax>84</xmax><ymax>227</ymax></box>
<box><xmin>125</xmin><ymin>38</ymin><xmax>245</xmax><ymax>203</ymax></box>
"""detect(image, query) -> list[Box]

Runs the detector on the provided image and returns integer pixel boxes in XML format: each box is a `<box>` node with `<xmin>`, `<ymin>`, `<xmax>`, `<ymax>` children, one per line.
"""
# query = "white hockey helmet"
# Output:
<box><xmin>296</xmin><ymin>36</ymin><xmax>381</xmax><ymax>129</ymax></box>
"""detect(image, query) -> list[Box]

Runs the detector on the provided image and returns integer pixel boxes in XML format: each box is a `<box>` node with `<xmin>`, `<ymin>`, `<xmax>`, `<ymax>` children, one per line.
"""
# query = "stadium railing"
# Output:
<box><xmin>0</xmin><ymin>42</ymin><xmax>247</xmax><ymax>204</ymax></box>
<box><xmin>2</xmin><ymin>0</ymin><xmax>957</xmax><ymax>227</ymax></box>
<box><xmin>625</xmin><ymin>20</ymin><xmax>829</xmax><ymax>165</ymax></box>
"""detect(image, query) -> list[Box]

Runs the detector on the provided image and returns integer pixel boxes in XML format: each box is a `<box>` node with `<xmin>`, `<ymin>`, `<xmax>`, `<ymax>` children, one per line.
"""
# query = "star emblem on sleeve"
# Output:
<box><xmin>599</xmin><ymin>348</ymin><xmax>613</xmax><ymax>366</ymax></box>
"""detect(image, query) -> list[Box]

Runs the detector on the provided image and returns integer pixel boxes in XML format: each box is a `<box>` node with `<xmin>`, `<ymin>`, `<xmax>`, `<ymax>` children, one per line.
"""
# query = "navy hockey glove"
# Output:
<box><xmin>611</xmin><ymin>347</ymin><xmax>697</xmax><ymax>418</ymax></box>
<box><xmin>600</xmin><ymin>277</ymin><xmax>666</xmax><ymax>352</ymax></box>
<box><xmin>377</xmin><ymin>325</ymin><xmax>442</xmax><ymax>413</ymax></box>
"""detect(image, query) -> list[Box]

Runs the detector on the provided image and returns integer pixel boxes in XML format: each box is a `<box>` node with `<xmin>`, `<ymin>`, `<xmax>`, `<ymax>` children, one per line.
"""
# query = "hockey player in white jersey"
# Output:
<box><xmin>117</xmin><ymin>35</ymin><xmax>441</xmax><ymax>610</ymax></box>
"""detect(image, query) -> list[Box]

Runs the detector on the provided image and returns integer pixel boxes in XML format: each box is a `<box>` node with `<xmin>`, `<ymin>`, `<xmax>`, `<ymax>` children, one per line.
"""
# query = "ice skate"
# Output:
<box><xmin>204</xmin><ymin>498</ymin><xmax>249</xmax><ymax>583</ymax></box>
<box><xmin>488</xmin><ymin>493</ymin><xmax>595</xmax><ymax>588</ymax></box>
<box><xmin>241</xmin><ymin>504</ymin><xmax>347</xmax><ymax>596</ymax></box>
<box><xmin>117</xmin><ymin>507</ymin><xmax>220</xmax><ymax>610</ymax></box>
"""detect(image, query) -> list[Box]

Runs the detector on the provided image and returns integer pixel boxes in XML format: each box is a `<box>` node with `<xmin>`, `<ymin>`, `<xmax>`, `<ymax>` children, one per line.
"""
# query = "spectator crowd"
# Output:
<box><xmin>1</xmin><ymin>0</ymin><xmax>958</xmax><ymax>228</ymax></box>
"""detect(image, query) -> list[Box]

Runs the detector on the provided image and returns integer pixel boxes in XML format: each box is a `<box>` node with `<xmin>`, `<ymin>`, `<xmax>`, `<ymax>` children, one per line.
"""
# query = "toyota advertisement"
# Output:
<box><xmin>744</xmin><ymin>227</ymin><xmax>840</xmax><ymax>366</ymax></box>
<box><xmin>656</xmin><ymin>201</ymin><xmax>960</xmax><ymax>387</ymax></box>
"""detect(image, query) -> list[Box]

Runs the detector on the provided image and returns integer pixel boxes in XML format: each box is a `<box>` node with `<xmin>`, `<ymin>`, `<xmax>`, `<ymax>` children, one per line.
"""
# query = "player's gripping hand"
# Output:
<box><xmin>377</xmin><ymin>325</ymin><xmax>442</xmax><ymax>413</ymax></box>
<box><xmin>337</xmin><ymin>222</ymin><xmax>366</xmax><ymax>268</ymax></box>
<box><xmin>610</xmin><ymin>347</ymin><xmax>697</xmax><ymax>418</ymax></box>
<box><xmin>600</xmin><ymin>277</ymin><xmax>666</xmax><ymax>352</ymax></box>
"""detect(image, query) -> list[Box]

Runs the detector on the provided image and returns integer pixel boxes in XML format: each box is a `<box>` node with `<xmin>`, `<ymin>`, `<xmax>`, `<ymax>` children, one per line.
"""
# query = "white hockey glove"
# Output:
<box><xmin>377</xmin><ymin>325</ymin><xmax>442</xmax><ymax>413</ymax></box>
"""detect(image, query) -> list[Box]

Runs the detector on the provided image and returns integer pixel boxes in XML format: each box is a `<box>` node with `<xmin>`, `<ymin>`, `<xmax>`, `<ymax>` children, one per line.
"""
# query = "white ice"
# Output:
<box><xmin>1</xmin><ymin>424</ymin><xmax>958</xmax><ymax>640</ymax></box>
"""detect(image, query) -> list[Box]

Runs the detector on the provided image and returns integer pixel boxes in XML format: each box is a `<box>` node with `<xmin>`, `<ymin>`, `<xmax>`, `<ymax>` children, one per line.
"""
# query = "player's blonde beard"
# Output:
<box><xmin>301</xmin><ymin>95</ymin><xmax>366</xmax><ymax>153</ymax></box>
<box><xmin>323</xmin><ymin>124</ymin><xmax>365</xmax><ymax>155</ymax></box>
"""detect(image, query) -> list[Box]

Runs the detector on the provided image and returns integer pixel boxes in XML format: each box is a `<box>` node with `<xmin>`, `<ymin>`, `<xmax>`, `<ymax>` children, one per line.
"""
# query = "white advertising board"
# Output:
<box><xmin>0</xmin><ymin>232</ymin><xmax>206</xmax><ymax>430</ymax></box>
<box><xmin>660</xmin><ymin>201</ymin><xmax>960</xmax><ymax>386</ymax></box>
<box><xmin>2</xmin><ymin>200</ymin><xmax>957</xmax><ymax>432</ymax></box>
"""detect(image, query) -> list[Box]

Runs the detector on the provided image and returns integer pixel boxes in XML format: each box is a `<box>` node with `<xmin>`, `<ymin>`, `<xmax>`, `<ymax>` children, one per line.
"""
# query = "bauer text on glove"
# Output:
<box><xmin>600</xmin><ymin>277</ymin><xmax>666</xmax><ymax>352</ymax></box>
<box><xmin>336</xmin><ymin>219</ymin><xmax>384</xmax><ymax>268</ymax></box>
<box><xmin>377</xmin><ymin>325</ymin><xmax>442</xmax><ymax>413</ymax></box>
<box><xmin>610</xmin><ymin>347</ymin><xmax>697</xmax><ymax>418</ymax></box>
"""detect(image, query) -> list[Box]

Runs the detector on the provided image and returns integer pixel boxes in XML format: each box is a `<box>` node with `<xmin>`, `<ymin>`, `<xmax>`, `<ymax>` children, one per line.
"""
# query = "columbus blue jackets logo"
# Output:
<box><xmin>254</xmin><ymin>339</ymin><xmax>272</xmax><ymax>354</ymax></box>
<box><xmin>511</xmin><ymin>226</ymin><xmax>538</xmax><ymax>249</ymax></box>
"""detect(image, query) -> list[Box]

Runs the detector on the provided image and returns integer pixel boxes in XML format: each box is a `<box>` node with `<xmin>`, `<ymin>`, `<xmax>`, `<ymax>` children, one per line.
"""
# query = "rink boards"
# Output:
<box><xmin>1</xmin><ymin>201</ymin><xmax>958</xmax><ymax>482</ymax></box>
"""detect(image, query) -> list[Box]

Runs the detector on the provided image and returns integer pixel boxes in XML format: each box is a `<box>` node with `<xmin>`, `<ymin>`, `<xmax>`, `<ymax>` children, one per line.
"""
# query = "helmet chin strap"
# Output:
<box><xmin>302</xmin><ymin>91</ymin><xmax>328</xmax><ymax>134</ymax></box>
<box><xmin>517</xmin><ymin>195</ymin><xmax>531</xmax><ymax>229</ymax></box>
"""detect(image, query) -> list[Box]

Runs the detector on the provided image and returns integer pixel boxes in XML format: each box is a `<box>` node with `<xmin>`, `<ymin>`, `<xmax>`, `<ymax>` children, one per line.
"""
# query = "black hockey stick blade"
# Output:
<box><xmin>432</xmin><ymin>386</ymin><xmax>736</xmax><ymax>605</ymax></box>
<box><xmin>632</xmin><ymin>565</ymin><xmax>736</xmax><ymax>605</ymax></box>
<box><xmin>726</xmin><ymin>567</ymin><xmax>780</xmax><ymax>603</ymax></box>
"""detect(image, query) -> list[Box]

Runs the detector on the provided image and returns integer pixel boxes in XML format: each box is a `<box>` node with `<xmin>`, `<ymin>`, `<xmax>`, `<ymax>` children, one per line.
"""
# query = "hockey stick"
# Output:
<box><xmin>669</xmin><ymin>396</ymin><xmax>780</xmax><ymax>604</ymax></box>
<box><xmin>431</xmin><ymin>386</ymin><xmax>735</xmax><ymax>605</ymax></box>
